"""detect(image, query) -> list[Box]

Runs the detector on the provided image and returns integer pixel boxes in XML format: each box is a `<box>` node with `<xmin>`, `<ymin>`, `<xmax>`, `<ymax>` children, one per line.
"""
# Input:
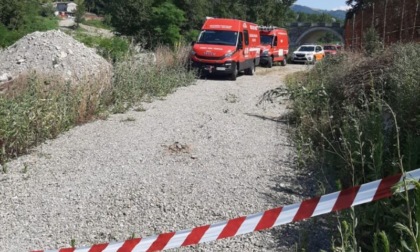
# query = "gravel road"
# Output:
<box><xmin>0</xmin><ymin>64</ymin><xmax>328</xmax><ymax>251</ymax></box>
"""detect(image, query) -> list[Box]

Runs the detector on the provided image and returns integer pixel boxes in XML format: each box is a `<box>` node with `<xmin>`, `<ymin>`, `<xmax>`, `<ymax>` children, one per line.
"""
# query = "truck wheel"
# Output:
<box><xmin>267</xmin><ymin>57</ymin><xmax>273</xmax><ymax>68</ymax></box>
<box><xmin>245</xmin><ymin>62</ymin><xmax>255</xmax><ymax>75</ymax></box>
<box><xmin>281</xmin><ymin>57</ymin><xmax>287</xmax><ymax>66</ymax></box>
<box><xmin>230</xmin><ymin>64</ymin><xmax>238</xmax><ymax>81</ymax></box>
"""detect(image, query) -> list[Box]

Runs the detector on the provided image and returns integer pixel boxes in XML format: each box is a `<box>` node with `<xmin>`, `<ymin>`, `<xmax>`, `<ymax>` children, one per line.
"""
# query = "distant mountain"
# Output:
<box><xmin>291</xmin><ymin>4</ymin><xmax>347</xmax><ymax>21</ymax></box>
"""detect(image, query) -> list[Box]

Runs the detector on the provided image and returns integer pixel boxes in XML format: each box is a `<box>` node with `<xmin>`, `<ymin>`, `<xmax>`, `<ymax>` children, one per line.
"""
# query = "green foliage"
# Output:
<box><xmin>110</xmin><ymin>44</ymin><xmax>195</xmax><ymax>112</ymax></box>
<box><xmin>373</xmin><ymin>231</ymin><xmax>390</xmax><ymax>252</ymax></box>
<box><xmin>0</xmin><ymin>0</ymin><xmax>58</xmax><ymax>48</ymax></box>
<box><xmin>286</xmin><ymin>43</ymin><xmax>420</xmax><ymax>251</ymax></box>
<box><xmin>73</xmin><ymin>32</ymin><xmax>130</xmax><ymax>62</ymax></box>
<box><xmin>107</xmin><ymin>0</ymin><xmax>297</xmax><ymax>47</ymax></box>
<box><xmin>0</xmin><ymin>45</ymin><xmax>195</xmax><ymax>164</ymax></box>
<box><xmin>1</xmin><ymin>0</ymin><xmax>299</xmax><ymax>48</ymax></box>
<box><xmin>0</xmin><ymin>0</ymin><xmax>27</xmax><ymax>29</ymax></box>
<box><xmin>40</xmin><ymin>2</ymin><xmax>55</xmax><ymax>17</ymax></box>
<box><xmin>74</xmin><ymin>0</ymin><xmax>86</xmax><ymax>28</ymax></box>
<box><xmin>0</xmin><ymin>76</ymin><xmax>85</xmax><ymax>163</ymax></box>
<box><xmin>0</xmin><ymin>23</ymin><xmax>25</xmax><ymax>47</ymax></box>
<box><xmin>151</xmin><ymin>2</ymin><xmax>185</xmax><ymax>45</ymax></box>
<box><xmin>107</xmin><ymin>0</ymin><xmax>154</xmax><ymax>42</ymax></box>
<box><xmin>363</xmin><ymin>27</ymin><xmax>382</xmax><ymax>56</ymax></box>
<box><xmin>81</xmin><ymin>19</ymin><xmax>112</xmax><ymax>30</ymax></box>
<box><xmin>0</xmin><ymin>16</ymin><xmax>58</xmax><ymax>48</ymax></box>
<box><xmin>85</xmin><ymin>0</ymin><xmax>106</xmax><ymax>14</ymax></box>
<box><xmin>173</xmin><ymin>0</ymin><xmax>207</xmax><ymax>32</ymax></box>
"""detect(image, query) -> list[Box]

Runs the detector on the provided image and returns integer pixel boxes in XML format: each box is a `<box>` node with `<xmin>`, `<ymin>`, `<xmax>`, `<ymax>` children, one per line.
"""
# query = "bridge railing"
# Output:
<box><xmin>286</xmin><ymin>22</ymin><xmax>343</xmax><ymax>28</ymax></box>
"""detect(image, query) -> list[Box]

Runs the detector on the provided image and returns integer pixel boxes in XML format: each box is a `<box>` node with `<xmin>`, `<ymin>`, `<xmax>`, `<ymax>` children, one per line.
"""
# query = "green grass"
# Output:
<box><xmin>81</xmin><ymin>19</ymin><xmax>112</xmax><ymax>30</ymax></box>
<box><xmin>73</xmin><ymin>32</ymin><xmax>129</xmax><ymax>62</ymax></box>
<box><xmin>285</xmin><ymin>43</ymin><xmax>420</xmax><ymax>251</ymax></box>
<box><xmin>0</xmin><ymin>16</ymin><xmax>58</xmax><ymax>48</ymax></box>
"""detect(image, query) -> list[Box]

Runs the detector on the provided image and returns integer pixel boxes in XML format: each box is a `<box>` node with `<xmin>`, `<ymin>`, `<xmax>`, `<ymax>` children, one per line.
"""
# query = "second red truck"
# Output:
<box><xmin>258</xmin><ymin>26</ymin><xmax>289</xmax><ymax>68</ymax></box>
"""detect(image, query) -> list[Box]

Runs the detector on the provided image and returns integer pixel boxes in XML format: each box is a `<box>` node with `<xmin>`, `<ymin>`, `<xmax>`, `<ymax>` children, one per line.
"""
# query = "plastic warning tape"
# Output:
<box><xmin>33</xmin><ymin>168</ymin><xmax>420</xmax><ymax>252</ymax></box>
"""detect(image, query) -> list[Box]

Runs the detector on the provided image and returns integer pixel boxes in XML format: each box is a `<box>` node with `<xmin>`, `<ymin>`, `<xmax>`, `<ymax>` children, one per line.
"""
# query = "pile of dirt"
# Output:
<box><xmin>0</xmin><ymin>30</ymin><xmax>112</xmax><ymax>89</ymax></box>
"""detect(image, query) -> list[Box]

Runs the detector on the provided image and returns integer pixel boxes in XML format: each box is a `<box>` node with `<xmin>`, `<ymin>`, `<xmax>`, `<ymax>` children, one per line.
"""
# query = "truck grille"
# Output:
<box><xmin>196</xmin><ymin>55</ymin><xmax>225</xmax><ymax>60</ymax></box>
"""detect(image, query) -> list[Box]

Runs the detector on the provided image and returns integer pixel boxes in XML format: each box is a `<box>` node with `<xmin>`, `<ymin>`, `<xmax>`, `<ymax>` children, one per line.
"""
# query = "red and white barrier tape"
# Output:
<box><xmin>33</xmin><ymin>168</ymin><xmax>420</xmax><ymax>252</ymax></box>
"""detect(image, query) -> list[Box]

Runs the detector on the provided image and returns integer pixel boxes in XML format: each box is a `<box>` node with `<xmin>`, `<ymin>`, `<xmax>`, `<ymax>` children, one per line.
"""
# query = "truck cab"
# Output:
<box><xmin>258</xmin><ymin>26</ymin><xmax>289</xmax><ymax>68</ymax></box>
<box><xmin>190</xmin><ymin>18</ymin><xmax>261</xmax><ymax>80</ymax></box>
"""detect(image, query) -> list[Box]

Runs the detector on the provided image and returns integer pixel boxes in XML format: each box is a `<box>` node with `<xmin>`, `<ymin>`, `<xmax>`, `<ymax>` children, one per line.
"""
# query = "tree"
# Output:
<box><xmin>172</xmin><ymin>0</ymin><xmax>208</xmax><ymax>41</ymax></box>
<box><xmin>0</xmin><ymin>0</ymin><xmax>27</xmax><ymax>29</ymax></box>
<box><xmin>107</xmin><ymin>0</ymin><xmax>154</xmax><ymax>39</ymax></box>
<box><xmin>150</xmin><ymin>2</ymin><xmax>185</xmax><ymax>45</ymax></box>
<box><xmin>85</xmin><ymin>0</ymin><xmax>106</xmax><ymax>14</ymax></box>
<box><xmin>74</xmin><ymin>0</ymin><xmax>86</xmax><ymax>28</ymax></box>
<box><xmin>105</xmin><ymin>0</ymin><xmax>298</xmax><ymax>46</ymax></box>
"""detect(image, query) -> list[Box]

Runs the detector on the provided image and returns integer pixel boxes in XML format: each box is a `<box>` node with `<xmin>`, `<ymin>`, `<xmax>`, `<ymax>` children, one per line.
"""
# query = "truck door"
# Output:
<box><xmin>243</xmin><ymin>30</ymin><xmax>249</xmax><ymax>58</ymax></box>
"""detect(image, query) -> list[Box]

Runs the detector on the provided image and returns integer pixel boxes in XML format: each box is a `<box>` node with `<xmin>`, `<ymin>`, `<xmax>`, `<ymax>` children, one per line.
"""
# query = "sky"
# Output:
<box><xmin>294</xmin><ymin>0</ymin><xmax>350</xmax><ymax>11</ymax></box>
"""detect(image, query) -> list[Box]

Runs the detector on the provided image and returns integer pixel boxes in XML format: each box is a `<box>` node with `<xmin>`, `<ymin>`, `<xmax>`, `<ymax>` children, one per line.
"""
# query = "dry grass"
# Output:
<box><xmin>0</xmin><ymin>44</ymin><xmax>195</xmax><ymax>166</ymax></box>
<box><xmin>155</xmin><ymin>43</ymin><xmax>190</xmax><ymax>69</ymax></box>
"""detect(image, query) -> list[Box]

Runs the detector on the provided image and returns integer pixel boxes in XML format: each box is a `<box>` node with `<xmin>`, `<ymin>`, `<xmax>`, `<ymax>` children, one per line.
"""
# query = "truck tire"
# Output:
<box><xmin>267</xmin><ymin>57</ymin><xmax>273</xmax><ymax>68</ymax></box>
<box><xmin>245</xmin><ymin>62</ymin><xmax>255</xmax><ymax>75</ymax></box>
<box><xmin>230</xmin><ymin>63</ymin><xmax>238</xmax><ymax>81</ymax></box>
<box><xmin>281</xmin><ymin>57</ymin><xmax>287</xmax><ymax>66</ymax></box>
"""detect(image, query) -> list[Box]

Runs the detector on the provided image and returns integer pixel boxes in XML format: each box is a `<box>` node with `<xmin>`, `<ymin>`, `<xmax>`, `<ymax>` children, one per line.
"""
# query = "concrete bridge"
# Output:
<box><xmin>286</xmin><ymin>22</ymin><xmax>345</xmax><ymax>48</ymax></box>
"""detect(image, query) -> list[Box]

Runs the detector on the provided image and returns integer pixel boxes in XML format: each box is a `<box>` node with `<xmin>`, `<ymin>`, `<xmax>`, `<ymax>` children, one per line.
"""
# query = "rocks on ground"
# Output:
<box><xmin>0</xmin><ymin>30</ymin><xmax>112</xmax><ymax>92</ymax></box>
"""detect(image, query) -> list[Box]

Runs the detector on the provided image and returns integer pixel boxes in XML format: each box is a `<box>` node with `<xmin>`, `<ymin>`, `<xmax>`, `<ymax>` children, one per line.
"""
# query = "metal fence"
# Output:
<box><xmin>345</xmin><ymin>0</ymin><xmax>420</xmax><ymax>49</ymax></box>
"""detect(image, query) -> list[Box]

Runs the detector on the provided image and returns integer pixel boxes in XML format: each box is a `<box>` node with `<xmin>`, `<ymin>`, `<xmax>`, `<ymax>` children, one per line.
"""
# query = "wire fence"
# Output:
<box><xmin>345</xmin><ymin>0</ymin><xmax>420</xmax><ymax>50</ymax></box>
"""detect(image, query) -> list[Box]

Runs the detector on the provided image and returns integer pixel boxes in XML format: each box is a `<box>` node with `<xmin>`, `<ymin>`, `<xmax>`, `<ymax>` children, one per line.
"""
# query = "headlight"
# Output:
<box><xmin>190</xmin><ymin>50</ymin><xmax>196</xmax><ymax>56</ymax></box>
<box><xmin>225</xmin><ymin>51</ymin><xmax>234</xmax><ymax>57</ymax></box>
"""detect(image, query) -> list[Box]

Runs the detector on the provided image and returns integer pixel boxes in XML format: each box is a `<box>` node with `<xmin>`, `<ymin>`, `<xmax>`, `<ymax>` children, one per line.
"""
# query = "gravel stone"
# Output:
<box><xmin>0</xmin><ymin>65</ymin><xmax>330</xmax><ymax>251</ymax></box>
<box><xmin>0</xmin><ymin>30</ymin><xmax>112</xmax><ymax>87</ymax></box>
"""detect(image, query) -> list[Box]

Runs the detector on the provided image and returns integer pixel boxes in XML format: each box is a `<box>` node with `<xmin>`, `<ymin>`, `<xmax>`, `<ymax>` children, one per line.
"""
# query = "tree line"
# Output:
<box><xmin>1</xmin><ymin>0</ymin><xmax>345</xmax><ymax>48</ymax></box>
<box><xmin>86</xmin><ymin>0</ymin><xmax>298</xmax><ymax>46</ymax></box>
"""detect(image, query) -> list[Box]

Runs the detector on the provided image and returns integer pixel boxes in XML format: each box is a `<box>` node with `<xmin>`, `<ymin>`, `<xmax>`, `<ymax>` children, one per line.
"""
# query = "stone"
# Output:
<box><xmin>0</xmin><ymin>30</ymin><xmax>113</xmax><ymax>90</ymax></box>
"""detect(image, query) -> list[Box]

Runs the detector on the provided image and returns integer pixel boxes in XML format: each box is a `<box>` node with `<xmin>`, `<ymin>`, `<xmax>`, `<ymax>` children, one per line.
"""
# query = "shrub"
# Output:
<box><xmin>109</xmin><ymin>44</ymin><xmax>195</xmax><ymax>112</ymax></box>
<box><xmin>0</xmin><ymin>16</ymin><xmax>58</xmax><ymax>48</ymax></box>
<box><xmin>286</xmin><ymin>43</ymin><xmax>420</xmax><ymax>251</ymax></box>
<box><xmin>73</xmin><ymin>32</ymin><xmax>130</xmax><ymax>62</ymax></box>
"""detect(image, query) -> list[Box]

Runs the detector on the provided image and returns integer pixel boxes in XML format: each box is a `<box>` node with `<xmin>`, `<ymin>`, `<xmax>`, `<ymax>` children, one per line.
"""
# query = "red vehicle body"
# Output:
<box><xmin>190</xmin><ymin>18</ymin><xmax>261</xmax><ymax>80</ymax></box>
<box><xmin>259</xmin><ymin>27</ymin><xmax>289</xmax><ymax>67</ymax></box>
<box><xmin>323</xmin><ymin>44</ymin><xmax>339</xmax><ymax>56</ymax></box>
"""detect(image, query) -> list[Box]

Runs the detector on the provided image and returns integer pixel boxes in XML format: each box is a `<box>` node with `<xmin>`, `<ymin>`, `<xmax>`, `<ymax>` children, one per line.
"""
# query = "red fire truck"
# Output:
<box><xmin>258</xmin><ymin>26</ymin><xmax>289</xmax><ymax>68</ymax></box>
<box><xmin>190</xmin><ymin>18</ymin><xmax>261</xmax><ymax>80</ymax></box>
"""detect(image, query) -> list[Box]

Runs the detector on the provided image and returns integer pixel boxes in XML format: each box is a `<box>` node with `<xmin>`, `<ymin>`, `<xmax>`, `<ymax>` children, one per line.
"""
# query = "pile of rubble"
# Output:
<box><xmin>0</xmin><ymin>30</ymin><xmax>112</xmax><ymax>90</ymax></box>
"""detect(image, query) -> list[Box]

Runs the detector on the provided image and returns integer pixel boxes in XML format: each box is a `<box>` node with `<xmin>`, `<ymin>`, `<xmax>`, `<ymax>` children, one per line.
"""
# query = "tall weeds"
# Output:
<box><xmin>0</xmin><ymin>44</ymin><xmax>195</xmax><ymax>167</ymax></box>
<box><xmin>286</xmin><ymin>43</ymin><xmax>420</xmax><ymax>251</ymax></box>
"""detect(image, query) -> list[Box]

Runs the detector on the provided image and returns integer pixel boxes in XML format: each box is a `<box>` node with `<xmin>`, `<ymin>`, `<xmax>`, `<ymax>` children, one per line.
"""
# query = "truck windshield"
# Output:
<box><xmin>261</xmin><ymin>35</ymin><xmax>273</xmax><ymax>45</ymax></box>
<box><xmin>197</xmin><ymin>30</ymin><xmax>238</xmax><ymax>46</ymax></box>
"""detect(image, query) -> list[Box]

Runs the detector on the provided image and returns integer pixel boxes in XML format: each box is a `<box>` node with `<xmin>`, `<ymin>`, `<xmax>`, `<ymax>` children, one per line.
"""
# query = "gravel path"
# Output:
<box><xmin>0</xmin><ymin>65</ymin><xmax>326</xmax><ymax>252</ymax></box>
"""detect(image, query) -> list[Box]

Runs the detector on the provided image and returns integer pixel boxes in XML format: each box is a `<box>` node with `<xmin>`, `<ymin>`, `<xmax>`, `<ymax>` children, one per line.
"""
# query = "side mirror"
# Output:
<box><xmin>191</xmin><ymin>41</ymin><xmax>196</xmax><ymax>46</ymax></box>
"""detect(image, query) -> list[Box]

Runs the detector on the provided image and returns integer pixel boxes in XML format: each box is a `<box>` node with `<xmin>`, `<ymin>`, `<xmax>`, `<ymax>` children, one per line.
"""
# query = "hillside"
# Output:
<box><xmin>291</xmin><ymin>4</ymin><xmax>346</xmax><ymax>20</ymax></box>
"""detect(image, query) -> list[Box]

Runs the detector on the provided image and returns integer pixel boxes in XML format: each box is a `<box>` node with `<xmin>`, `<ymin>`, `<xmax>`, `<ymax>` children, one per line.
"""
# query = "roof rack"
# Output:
<box><xmin>258</xmin><ymin>25</ymin><xmax>278</xmax><ymax>31</ymax></box>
